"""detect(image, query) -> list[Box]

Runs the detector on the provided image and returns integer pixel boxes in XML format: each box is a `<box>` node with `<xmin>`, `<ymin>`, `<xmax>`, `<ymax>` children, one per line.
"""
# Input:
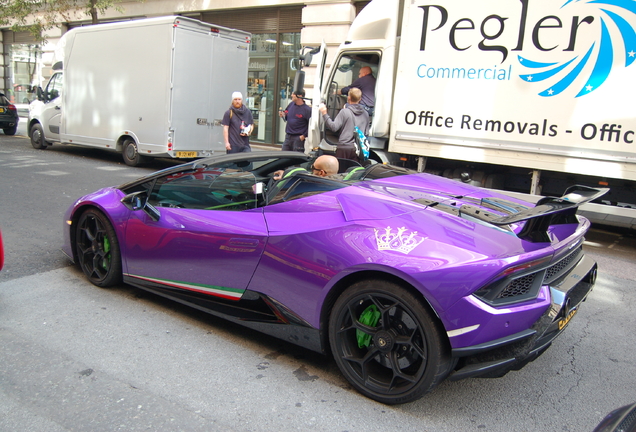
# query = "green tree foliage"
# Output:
<box><xmin>0</xmin><ymin>0</ymin><xmax>134</xmax><ymax>41</ymax></box>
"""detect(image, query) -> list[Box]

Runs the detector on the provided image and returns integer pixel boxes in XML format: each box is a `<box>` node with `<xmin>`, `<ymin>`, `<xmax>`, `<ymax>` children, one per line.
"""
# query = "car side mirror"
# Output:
<box><xmin>121</xmin><ymin>191</ymin><xmax>161</xmax><ymax>221</ymax></box>
<box><xmin>36</xmin><ymin>86</ymin><xmax>44</xmax><ymax>101</ymax></box>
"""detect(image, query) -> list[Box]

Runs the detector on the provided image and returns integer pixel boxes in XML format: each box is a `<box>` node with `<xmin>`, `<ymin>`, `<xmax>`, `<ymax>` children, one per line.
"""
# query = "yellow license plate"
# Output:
<box><xmin>558</xmin><ymin>307</ymin><xmax>577</xmax><ymax>330</ymax></box>
<box><xmin>176</xmin><ymin>151</ymin><xmax>197</xmax><ymax>158</ymax></box>
<box><xmin>0</xmin><ymin>107</ymin><xmax>4</xmax><ymax>113</ymax></box>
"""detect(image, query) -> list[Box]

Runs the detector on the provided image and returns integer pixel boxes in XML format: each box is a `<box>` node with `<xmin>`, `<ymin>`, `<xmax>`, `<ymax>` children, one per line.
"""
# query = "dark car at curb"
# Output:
<box><xmin>0</xmin><ymin>92</ymin><xmax>19</xmax><ymax>136</ymax></box>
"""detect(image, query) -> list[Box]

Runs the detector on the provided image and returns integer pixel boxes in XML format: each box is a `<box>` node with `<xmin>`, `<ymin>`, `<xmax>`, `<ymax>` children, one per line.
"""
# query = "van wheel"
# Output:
<box><xmin>122</xmin><ymin>139</ymin><xmax>145</xmax><ymax>166</ymax></box>
<box><xmin>30</xmin><ymin>123</ymin><xmax>47</xmax><ymax>149</ymax></box>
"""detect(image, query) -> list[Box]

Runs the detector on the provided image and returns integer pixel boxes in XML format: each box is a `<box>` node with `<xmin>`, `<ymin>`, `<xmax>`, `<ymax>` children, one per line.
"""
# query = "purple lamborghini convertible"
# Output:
<box><xmin>63</xmin><ymin>151</ymin><xmax>605</xmax><ymax>404</ymax></box>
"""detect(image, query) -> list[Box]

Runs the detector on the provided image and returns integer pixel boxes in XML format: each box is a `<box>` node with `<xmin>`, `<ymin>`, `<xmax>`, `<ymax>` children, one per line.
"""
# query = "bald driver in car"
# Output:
<box><xmin>272</xmin><ymin>155</ymin><xmax>339</xmax><ymax>180</ymax></box>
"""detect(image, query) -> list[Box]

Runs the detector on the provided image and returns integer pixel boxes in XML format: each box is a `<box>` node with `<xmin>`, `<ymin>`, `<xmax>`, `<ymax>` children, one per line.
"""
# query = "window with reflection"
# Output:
<box><xmin>247</xmin><ymin>32</ymin><xmax>301</xmax><ymax>145</ymax></box>
<box><xmin>148</xmin><ymin>169</ymin><xmax>258</xmax><ymax>211</ymax></box>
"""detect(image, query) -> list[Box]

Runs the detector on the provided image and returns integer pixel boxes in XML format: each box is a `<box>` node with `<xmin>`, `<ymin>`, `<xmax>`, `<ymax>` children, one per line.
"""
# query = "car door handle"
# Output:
<box><xmin>55</xmin><ymin>106</ymin><xmax>61</xmax><ymax>110</ymax></box>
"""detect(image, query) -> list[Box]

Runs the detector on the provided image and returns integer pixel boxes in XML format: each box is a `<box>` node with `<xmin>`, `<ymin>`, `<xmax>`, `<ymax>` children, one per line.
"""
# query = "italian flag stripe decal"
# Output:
<box><xmin>125</xmin><ymin>274</ymin><xmax>244</xmax><ymax>300</ymax></box>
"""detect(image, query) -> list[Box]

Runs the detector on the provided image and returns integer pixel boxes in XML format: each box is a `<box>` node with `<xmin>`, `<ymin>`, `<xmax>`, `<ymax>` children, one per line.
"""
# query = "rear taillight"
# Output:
<box><xmin>499</xmin><ymin>256</ymin><xmax>552</xmax><ymax>277</ymax></box>
<box><xmin>7</xmin><ymin>104</ymin><xmax>17</xmax><ymax>112</ymax></box>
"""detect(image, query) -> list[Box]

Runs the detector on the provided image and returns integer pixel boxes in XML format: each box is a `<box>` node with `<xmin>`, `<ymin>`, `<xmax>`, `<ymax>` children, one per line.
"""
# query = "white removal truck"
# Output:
<box><xmin>310</xmin><ymin>0</ymin><xmax>636</xmax><ymax>228</ymax></box>
<box><xmin>28</xmin><ymin>17</ymin><xmax>251</xmax><ymax>166</ymax></box>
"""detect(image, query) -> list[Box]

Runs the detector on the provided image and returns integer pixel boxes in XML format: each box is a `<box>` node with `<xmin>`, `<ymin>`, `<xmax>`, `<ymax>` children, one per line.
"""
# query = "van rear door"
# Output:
<box><xmin>170</xmin><ymin>25</ymin><xmax>214</xmax><ymax>157</ymax></box>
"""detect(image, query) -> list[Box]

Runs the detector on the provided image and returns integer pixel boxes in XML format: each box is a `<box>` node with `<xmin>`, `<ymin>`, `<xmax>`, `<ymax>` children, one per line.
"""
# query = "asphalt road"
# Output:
<box><xmin>1</xmin><ymin>123</ymin><xmax>635</xmax><ymax>431</ymax></box>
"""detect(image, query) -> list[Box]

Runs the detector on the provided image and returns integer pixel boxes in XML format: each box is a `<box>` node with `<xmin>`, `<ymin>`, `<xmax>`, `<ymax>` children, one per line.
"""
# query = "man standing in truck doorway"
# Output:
<box><xmin>319</xmin><ymin>87</ymin><xmax>369</xmax><ymax>163</ymax></box>
<box><xmin>340</xmin><ymin>66</ymin><xmax>375</xmax><ymax>116</ymax></box>
<box><xmin>222</xmin><ymin>91</ymin><xmax>254</xmax><ymax>154</ymax></box>
<box><xmin>279</xmin><ymin>89</ymin><xmax>312</xmax><ymax>153</ymax></box>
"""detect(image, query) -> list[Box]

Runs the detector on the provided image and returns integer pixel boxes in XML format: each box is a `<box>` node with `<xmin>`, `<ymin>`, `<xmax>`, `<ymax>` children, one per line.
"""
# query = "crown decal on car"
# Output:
<box><xmin>374</xmin><ymin>226</ymin><xmax>424</xmax><ymax>255</ymax></box>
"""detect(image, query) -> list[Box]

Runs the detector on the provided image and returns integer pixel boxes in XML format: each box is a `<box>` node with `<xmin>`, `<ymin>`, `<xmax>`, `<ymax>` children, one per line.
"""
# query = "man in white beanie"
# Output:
<box><xmin>222</xmin><ymin>91</ymin><xmax>254</xmax><ymax>154</ymax></box>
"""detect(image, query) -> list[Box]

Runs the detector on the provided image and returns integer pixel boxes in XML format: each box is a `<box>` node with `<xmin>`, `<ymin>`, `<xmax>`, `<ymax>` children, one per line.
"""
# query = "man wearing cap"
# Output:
<box><xmin>279</xmin><ymin>89</ymin><xmax>312</xmax><ymax>153</ymax></box>
<box><xmin>222</xmin><ymin>91</ymin><xmax>254</xmax><ymax>154</ymax></box>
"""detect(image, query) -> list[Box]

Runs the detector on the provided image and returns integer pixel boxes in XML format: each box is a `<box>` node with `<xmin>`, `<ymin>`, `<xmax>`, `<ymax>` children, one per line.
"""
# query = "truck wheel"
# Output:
<box><xmin>122</xmin><ymin>139</ymin><xmax>145</xmax><ymax>166</ymax></box>
<box><xmin>30</xmin><ymin>123</ymin><xmax>47</xmax><ymax>149</ymax></box>
<box><xmin>3</xmin><ymin>126</ymin><xmax>17</xmax><ymax>136</ymax></box>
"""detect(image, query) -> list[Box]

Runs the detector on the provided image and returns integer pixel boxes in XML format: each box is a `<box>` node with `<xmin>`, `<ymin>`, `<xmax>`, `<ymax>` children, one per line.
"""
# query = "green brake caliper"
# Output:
<box><xmin>356</xmin><ymin>304</ymin><xmax>380</xmax><ymax>348</ymax></box>
<box><xmin>102</xmin><ymin>236</ymin><xmax>111</xmax><ymax>270</ymax></box>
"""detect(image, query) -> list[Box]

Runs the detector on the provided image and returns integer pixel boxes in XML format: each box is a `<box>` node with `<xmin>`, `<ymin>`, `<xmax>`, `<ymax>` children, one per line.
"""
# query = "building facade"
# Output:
<box><xmin>0</xmin><ymin>0</ymin><xmax>368</xmax><ymax>146</ymax></box>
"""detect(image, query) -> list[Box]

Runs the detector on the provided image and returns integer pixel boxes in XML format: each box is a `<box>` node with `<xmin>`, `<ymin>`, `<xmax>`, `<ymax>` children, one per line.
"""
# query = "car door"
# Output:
<box><xmin>307</xmin><ymin>41</ymin><xmax>327</xmax><ymax>150</ymax></box>
<box><xmin>40</xmin><ymin>72</ymin><xmax>63</xmax><ymax>142</ymax></box>
<box><xmin>122</xmin><ymin>169</ymin><xmax>268</xmax><ymax>300</ymax></box>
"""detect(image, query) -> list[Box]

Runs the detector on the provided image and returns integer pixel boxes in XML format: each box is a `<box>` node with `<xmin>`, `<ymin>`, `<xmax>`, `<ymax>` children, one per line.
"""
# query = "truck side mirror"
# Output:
<box><xmin>293</xmin><ymin>71</ymin><xmax>305</xmax><ymax>95</ymax></box>
<box><xmin>302</xmin><ymin>52</ymin><xmax>313</xmax><ymax>66</ymax></box>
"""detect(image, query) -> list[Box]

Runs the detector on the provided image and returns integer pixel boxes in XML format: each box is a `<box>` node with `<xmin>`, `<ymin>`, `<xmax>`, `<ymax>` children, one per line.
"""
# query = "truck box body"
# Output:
<box><xmin>29</xmin><ymin>17</ymin><xmax>250</xmax><ymax>164</ymax></box>
<box><xmin>314</xmin><ymin>0</ymin><xmax>636</xmax><ymax>227</ymax></box>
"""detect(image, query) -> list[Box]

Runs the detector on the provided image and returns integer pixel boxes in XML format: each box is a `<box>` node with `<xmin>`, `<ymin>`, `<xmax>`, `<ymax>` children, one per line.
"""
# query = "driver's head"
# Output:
<box><xmin>359</xmin><ymin>66</ymin><xmax>372</xmax><ymax>77</ymax></box>
<box><xmin>312</xmin><ymin>155</ymin><xmax>339</xmax><ymax>177</ymax></box>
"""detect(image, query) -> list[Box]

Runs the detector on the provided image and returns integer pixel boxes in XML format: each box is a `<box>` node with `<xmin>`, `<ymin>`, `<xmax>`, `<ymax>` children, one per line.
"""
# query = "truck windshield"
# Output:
<box><xmin>325</xmin><ymin>53</ymin><xmax>379</xmax><ymax>120</ymax></box>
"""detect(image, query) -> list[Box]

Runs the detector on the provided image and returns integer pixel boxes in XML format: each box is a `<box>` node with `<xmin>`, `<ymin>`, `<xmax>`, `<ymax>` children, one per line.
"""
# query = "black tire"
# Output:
<box><xmin>3</xmin><ymin>126</ymin><xmax>17</xmax><ymax>136</ymax></box>
<box><xmin>30</xmin><ymin>123</ymin><xmax>47</xmax><ymax>149</ymax></box>
<box><xmin>328</xmin><ymin>280</ymin><xmax>452</xmax><ymax>404</ymax></box>
<box><xmin>122</xmin><ymin>138</ymin><xmax>144</xmax><ymax>166</ymax></box>
<box><xmin>75</xmin><ymin>209</ymin><xmax>122</xmax><ymax>287</ymax></box>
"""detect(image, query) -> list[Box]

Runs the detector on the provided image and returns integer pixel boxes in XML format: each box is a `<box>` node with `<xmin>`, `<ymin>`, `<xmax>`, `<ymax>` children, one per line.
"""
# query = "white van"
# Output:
<box><xmin>29</xmin><ymin>16</ymin><xmax>251</xmax><ymax>166</ymax></box>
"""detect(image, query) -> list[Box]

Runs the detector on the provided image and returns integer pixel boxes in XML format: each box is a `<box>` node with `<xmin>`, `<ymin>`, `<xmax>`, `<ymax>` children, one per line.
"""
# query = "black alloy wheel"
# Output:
<box><xmin>75</xmin><ymin>209</ymin><xmax>122</xmax><ymax>287</ymax></box>
<box><xmin>329</xmin><ymin>280</ymin><xmax>451</xmax><ymax>404</ymax></box>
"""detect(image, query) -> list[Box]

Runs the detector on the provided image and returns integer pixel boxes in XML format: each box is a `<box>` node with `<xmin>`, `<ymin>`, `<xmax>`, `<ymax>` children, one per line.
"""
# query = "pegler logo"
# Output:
<box><xmin>416</xmin><ymin>0</ymin><xmax>636</xmax><ymax>98</ymax></box>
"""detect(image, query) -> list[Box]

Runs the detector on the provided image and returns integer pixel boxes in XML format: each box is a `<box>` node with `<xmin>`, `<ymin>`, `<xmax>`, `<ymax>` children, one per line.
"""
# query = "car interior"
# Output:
<box><xmin>133</xmin><ymin>155</ymin><xmax>414</xmax><ymax>213</ymax></box>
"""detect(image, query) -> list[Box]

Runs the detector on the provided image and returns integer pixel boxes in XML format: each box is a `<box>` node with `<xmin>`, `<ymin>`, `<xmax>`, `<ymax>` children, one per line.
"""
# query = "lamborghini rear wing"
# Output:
<box><xmin>460</xmin><ymin>185</ymin><xmax>609</xmax><ymax>242</ymax></box>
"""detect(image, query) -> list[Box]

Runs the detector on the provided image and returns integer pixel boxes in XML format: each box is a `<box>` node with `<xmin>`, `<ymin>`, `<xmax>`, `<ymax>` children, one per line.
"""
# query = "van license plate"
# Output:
<box><xmin>176</xmin><ymin>151</ymin><xmax>197</xmax><ymax>158</ymax></box>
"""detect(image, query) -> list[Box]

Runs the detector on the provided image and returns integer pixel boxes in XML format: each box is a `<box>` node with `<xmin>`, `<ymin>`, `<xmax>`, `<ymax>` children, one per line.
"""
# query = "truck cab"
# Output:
<box><xmin>306</xmin><ymin>0</ymin><xmax>636</xmax><ymax>228</ymax></box>
<box><xmin>314</xmin><ymin>0</ymin><xmax>401</xmax><ymax>163</ymax></box>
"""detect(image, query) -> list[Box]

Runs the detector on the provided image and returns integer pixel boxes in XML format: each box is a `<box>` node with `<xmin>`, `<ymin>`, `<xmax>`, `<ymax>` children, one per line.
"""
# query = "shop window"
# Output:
<box><xmin>276</xmin><ymin>32</ymin><xmax>301</xmax><ymax>144</ymax></box>
<box><xmin>247</xmin><ymin>33</ymin><xmax>277</xmax><ymax>144</ymax></box>
<box><xmin>247</xmin><ymin>32</ymin><xmax>301</xmax><ymax>145</ymax></box>
<box><xmin>201</xmin><ymin>7</ymin><xmax>302</xmax><ymax>146</ymax></box>
<box><xmin>3</xmin><ymin>43</ymin><xmax>42</xmax><ymax>104</ymax></box>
